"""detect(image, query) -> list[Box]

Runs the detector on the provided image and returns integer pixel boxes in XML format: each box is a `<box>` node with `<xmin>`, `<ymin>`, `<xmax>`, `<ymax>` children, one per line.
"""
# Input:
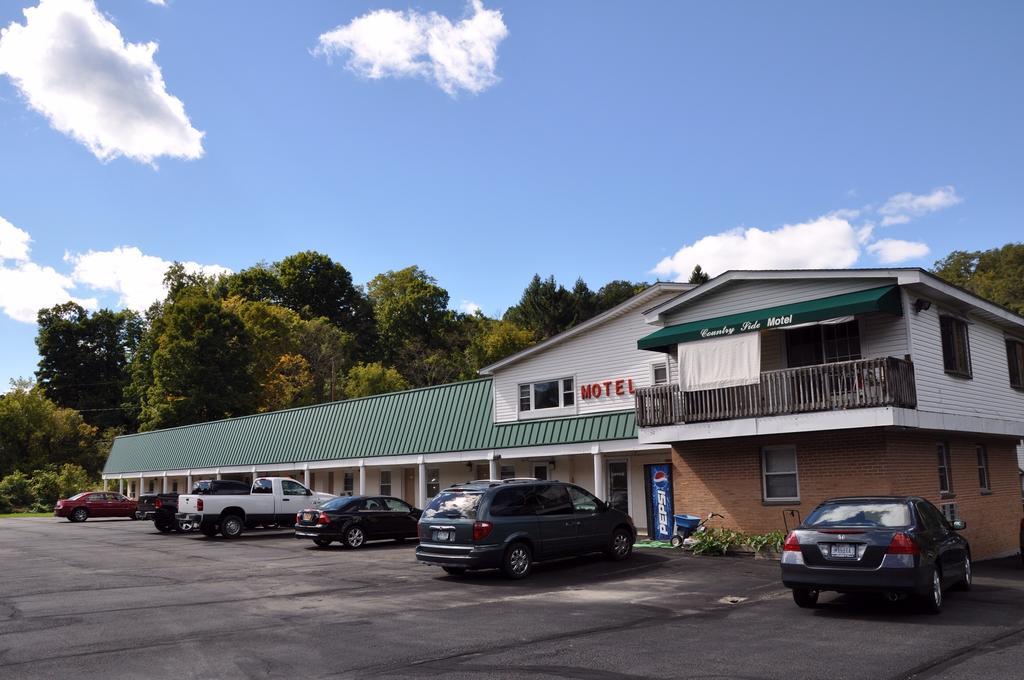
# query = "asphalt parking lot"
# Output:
<box><xmin>1</xmin><ymin>517</ymin><xmax>1022</xmax><ymax>680</ymax></box>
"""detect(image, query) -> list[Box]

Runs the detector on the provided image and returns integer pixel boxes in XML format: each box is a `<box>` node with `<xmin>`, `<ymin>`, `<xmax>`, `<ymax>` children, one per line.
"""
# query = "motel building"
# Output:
<box><xmin>103</xmin><ymin>269</ymin><xmax>1024</xmax><ymax>559</ymax></box>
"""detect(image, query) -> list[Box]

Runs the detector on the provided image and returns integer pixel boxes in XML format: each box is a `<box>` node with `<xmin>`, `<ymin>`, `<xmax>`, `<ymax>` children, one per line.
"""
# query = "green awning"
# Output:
<box><xmin>638</xmin><ymin>285</ymin><xmax>902</xmax><ymax>352</ymax></box>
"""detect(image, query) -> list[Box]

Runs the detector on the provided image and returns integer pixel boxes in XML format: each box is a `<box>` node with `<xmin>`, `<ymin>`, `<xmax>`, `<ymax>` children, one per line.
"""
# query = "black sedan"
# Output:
<box><xmin>294</xmin><ymin>495</ymin><xmax>422</xmax><ymax>548</ymax></box>
<box><xmin>781</xmin><ymin>496</ymin><xmax>971</xmax><ymax>613</ymax></box>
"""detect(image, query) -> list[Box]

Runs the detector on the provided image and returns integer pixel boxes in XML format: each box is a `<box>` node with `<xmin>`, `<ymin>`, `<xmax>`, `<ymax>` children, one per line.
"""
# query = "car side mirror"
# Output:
<box><xmin>951</xmin><ymin>519</ymin><xmax>966</xmax><ymax>531</ymax></box>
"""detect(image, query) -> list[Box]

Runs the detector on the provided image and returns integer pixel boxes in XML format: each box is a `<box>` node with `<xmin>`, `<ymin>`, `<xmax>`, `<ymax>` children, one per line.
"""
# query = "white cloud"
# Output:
<box><xmin>878</xmin><ymin>186</ymin><xmax>961</xmax><ymax>226</ymax></box>
<box><xmin>146</xmin><ymin>0</ymin><xmax>167</xmax><ymax>5</ymax></box>
<box><xmin>459</xmin><ymin>300</ymin><xmax>481</xmax><ymax>314</ymax></box>
<box><xmin>0</xmin><ymin>0</ymin><xmax>204</xmax><ymax>164</ymax></box>
<box><xmin>66</xmin><ymin>246</ymin><xmax>231</xmax><ymax>311</ymax></box>
<box><xmin>0</xmin><ymin>216</ymin><xmax>32</xmax><ymax>262</ymax></box>
<box><xmin>0</xmin><ymin>261</ymin><xmax>97</xmax><ymax>323</ymax></box>
<box><xmin>866</xmin><ymin>239</ymin><xmax>930</xmax><ymax>264</ymax></box>
<box><xmin>316</xmin><ymin>0</ymin><xmax>508</xmax><ymax>95</ymax></box>
<box><xmin>653</xmin><ymin>216</ymin><xmax>863</xmax><ymax>279</ymax></box>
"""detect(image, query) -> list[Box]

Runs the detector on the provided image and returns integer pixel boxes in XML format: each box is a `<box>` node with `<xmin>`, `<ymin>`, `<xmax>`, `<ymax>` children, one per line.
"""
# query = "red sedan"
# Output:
<box><xmin>55</xmin><ymin>492</ymin><xmax>138</xmax><ymax>522</ymax></box>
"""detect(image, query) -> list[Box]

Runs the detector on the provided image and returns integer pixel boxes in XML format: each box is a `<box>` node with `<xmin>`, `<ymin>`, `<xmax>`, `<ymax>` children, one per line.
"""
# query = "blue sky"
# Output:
<box><xmin>0</xmin><ymin>0</ymin><xmax>1022</xmax><ymax>388</ymax></box>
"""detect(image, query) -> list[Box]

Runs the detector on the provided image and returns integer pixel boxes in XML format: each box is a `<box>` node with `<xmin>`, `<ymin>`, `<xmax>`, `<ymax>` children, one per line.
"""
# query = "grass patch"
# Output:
<box><xmin>0</xmin><ymin>512</ymin><xmax>53</xmax><ymax>519</ymax></box>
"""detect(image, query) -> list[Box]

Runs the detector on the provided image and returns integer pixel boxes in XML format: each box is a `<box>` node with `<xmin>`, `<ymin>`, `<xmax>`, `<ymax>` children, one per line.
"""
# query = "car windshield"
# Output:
<box><xmin>320</xmin><ymin>497</ymin><xmax>359</xmax><ymax>512</ymax></box>
<box><xmin>804</xmin><ymin>502</ymin><xmax>911</xmax><ymax>528</ymax></box>
<box><xmin>422</xmin><ymin>491</ymin><xmax>482</xmax><ymax>519</ymax></box>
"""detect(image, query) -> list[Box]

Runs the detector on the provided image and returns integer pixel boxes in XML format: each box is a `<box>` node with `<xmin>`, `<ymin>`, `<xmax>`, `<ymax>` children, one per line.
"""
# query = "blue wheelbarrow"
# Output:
<box><xmin>670</xmin><ymin>512</ymin><xmax>724</xmax><ymax>548</ymax></box>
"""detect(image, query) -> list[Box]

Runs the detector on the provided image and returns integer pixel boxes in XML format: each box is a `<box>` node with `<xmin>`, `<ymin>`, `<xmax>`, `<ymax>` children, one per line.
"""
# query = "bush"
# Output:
<box><xmin>56</xmin><ymin>463</ymin><xmax>91</xmax><ymax>499</ymax></box>
<box><xmin>691</xmin><ymin>527</ymin><xmax>747</xmax><ymax>556</ymax></box>
<box><xmin>0</xmin><ymin>471</ymin><xmax>34</xmax><ymax>507</ymax></box>
<box><xmin>29</xmin><ymin>500</ymin><xmax>53</xmax><ymax>513</ymax></box>
<box><xmin>30</xmin><ymin>467</ymin><xmax>61</xmax><ymax>506</ymax></box>
<box><xmin>0</xmin><ymin>494</ymin><xmax>12</xmax><ymax>514</ymax></box>
<box><xmin>746</xmin><ymin>530</ymin><xmax>786</xmax><ymax>554</ymax></box>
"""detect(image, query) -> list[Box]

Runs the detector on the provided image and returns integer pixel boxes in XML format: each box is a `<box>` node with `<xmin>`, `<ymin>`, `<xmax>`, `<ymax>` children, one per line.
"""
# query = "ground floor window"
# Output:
<box><xmin>937</xmin><ymin>442</ymin><xmax>952</xmax><ymax>494</ymax></box>
<box><xmin>762</xmin><ymin>446</ymin><xmax>799</xmax><ymax>501</ymax></box>
<box><xmin>427</xmin><ymin>468</ymin><xmax>440</xmax><ymax>498</ymax></box>
<box><xmin>475</xmin><ymin>464</ymin><xmax>489</xmax><ymax>481</ymax></box>
<box><xmin>343</xmin><ymin>472</ymin><xmax>354</xmax><ymax>495</ymax></box>
<box><xmin>976</xmin><ymin>445</ymin><xmax>990</xmax><ymax>492</ymax></box>
<box><xmin>607</xmin><ymin>461</ymin><xmax>628</xmax><ymax>513</ymax></box>
<box><xmin>379</xmin><ymin>470</ymin><xmax>392</xmax><ymax>496</ymax></box>
<box><xmin>533</xmin><ymin>462</ymin><xmax>549</xmax><ymax>480</ymax></box>
<box><xmin>500</xmin><ymin>464</ymin><xmax>516</xmax><ymax>480</ymax></box>
<box><xmin>940</xmin><ymin>502</ymin><xmax>960</xmax><ymax>524</ymax></box>
<box><xmin>172</xmin><ymin>481</ymin><xmax>178</xmax><ymax>493</ymax></box>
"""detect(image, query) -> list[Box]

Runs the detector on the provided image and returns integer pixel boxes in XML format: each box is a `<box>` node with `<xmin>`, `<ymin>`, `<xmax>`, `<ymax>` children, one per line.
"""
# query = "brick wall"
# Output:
<box><xmin>672</xmin><ymin>429</ymin><xmax>1023</xmax><ymax>560</ymax></box>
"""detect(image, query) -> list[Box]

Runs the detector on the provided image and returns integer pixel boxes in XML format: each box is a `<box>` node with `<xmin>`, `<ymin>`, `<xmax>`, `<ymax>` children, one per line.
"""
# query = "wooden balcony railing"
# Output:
<box><xmin>635</xmin><ymin>357</ymin><xmax>917</xmax><ymax>427</ymax></box>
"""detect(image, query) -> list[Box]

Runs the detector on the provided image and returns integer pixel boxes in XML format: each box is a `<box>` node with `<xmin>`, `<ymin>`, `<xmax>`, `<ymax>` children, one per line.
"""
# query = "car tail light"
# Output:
<box><xmin>196</xmin><ymin>498</ymin><xmax>204</xmax><ymax>512</ymax></box>
<box><xmin>887</xmin><ymin>532</ymin><xmax>920</xmax><ymax>555</ymax></box>
<box><xmin>472</xmin><ymin>521</ymin><xmax>493</xmax><ymax>541</ymax></box>
<box><xmin>154</xmin><ymin>498</ymin><xmax>162</xmax><ymax>509</ymax></box>
<box><xmin>317</xmin><ymin>513</ymin><xmax>330</xmax><ymax>526</ymax></box>
<box><xmin>783</xmin><ymin>532</ymin><xmax>801</xmax><ymax>551</ymax></box>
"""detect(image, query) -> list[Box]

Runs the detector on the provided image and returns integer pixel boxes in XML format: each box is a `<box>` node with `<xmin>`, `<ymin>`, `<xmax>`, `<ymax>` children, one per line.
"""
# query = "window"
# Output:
<box><xmin>475</xmin><ymin>464</ymin><xmax>489</xmax><ymax>481</ymax></box>
<box><xmin>383</xmin><ymin>498</ymin><xmax>412</xmax><ymax>513</ymax></box>
<box><xmin>937</xmin><ymin>443</ymin><xmax>952</xmax><ymax>494</ymax></box>
<box><xmin>281</xmin><ymin>480</ymin><xmax>310</xmax><ymax>496</ymax></box>
<box><xmin>423</xmin><ymin>491</ymin><xmax>483</xmax><ymax>519</ymax></box>
<box><xmin>379</xmin><ymin>471</ymin><xmax>392</xmax><ymax>496</ymax></box>
<box><xmin>976</xmin><ymin>445</ymin><xmax>990</xmax><ymax>492</ymax></box>
<box><xmin>343</xmin><ymin>472</ymin><xmax>354</xmax><ymax>496</ymax></box>
<box><xmin>363</xmin><ymin>498</ymin><xmax>384</xmax><ymax>511</ymax></box>
<box><xmin>172</xmin><ymin>481</ymin><xmax>178</xmax><ymax>493</ymax></box>
<box><xmin>568</xmin><ymin>486</ymin><xmax>600</xmax><ymax>513</ymax></box>
<box><xmin>518</xmin><ymin>378</ymin><xmax>575</xmax><ymax>413</ymax></box>
<box><xmin>427</xmin><ymin>468</ymin><xmax>440</xmax><ymax>498</ymax></box>
<box><xmin>1007</xmin><ymin>340</ymin><xmax>1024</xmax><ymax>390</ymax></box>
<box><xmin>500</xmin><ymin>465</ymin><xmax>516</xmax><ymax>480</ymax></box>
<box><xmin>488</xmin><ymin>487</ymin><xmax>535</xmax><ymax>517</ymax></box>
<box><xmin>328</xmin><ymin>471</ymin><xmax>334</xmax><ymax>494</ymax></box>
<box><xmin>532</xmin><ymin>463</ymin><xmax>549</xmax><ymax>481</ymax></box>
<box><xmin>785</xmin><ymin>321</ymin><xmax>861</xmax><ymax>368</ymax></box>
<box><xmin>940</xmin><ymin>502</ymin><xmax>960</xmax><ymax>524</ymax></box>
<box><xmin>652</xmin><ymin>362</ymin><xmax>669</xmax><ymax>385</ymax></box>
<box><xmin>762</xmin><ymin>446</ymin><xmax>799</xmax><ymax>501</ymax></box>
<box><xmin>534</xmin><ymin>484</ymin><xmax>574</xmax><ymax>515</ymax></box>
<box><xmin>147</xmin><ymin>480</ymin><xmax>155</xmax><ymax>493</ymax></box>
<box><xmin>917</xmin><ymin>501</ymin><xmax>949</xmax><ymax>532</ymax></box>
<box><xmin>805</xmin><ymin>501</ymin><xmax>911</xmax><ymax>528</ymax></box>
<box><xmin>253</xmin><ymin>479</ymin><xmax>273</xmax><ymax>494</ymax></box>
<box><xmin>940</xmin><ymin>316</ymin><xmax>972</xmax><ymax>378</ymax></box>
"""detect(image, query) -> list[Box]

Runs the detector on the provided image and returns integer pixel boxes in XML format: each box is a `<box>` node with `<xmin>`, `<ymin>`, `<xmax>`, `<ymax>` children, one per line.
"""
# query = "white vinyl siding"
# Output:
<box><xmin>908</xmin><ymin>292</ymin><xmax>1024</xmax><ymax>422</ymax></box>
<box><xmin>491</xmin><ymin>291</ymin><xmax>682</xmax><ymax>422</ymax></box>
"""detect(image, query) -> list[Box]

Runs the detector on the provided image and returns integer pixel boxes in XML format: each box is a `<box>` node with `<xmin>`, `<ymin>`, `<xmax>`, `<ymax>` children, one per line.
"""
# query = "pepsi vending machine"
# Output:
<box><xmin>643</xmin><ymin>463</ymin><xmax>674</xmax><ymax>541</ymax></box>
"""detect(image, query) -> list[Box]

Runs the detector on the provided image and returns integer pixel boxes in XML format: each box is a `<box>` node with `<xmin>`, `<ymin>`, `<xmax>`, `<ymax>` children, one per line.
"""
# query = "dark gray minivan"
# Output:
<box><xmin>415</xmin><ymin>479</ymin><xmax>636</xmax><ymax>579</ymax></box>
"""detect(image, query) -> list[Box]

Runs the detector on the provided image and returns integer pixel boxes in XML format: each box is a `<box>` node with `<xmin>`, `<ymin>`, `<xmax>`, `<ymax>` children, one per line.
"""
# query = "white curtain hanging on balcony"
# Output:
<box><xmin>678</xmin><ymin>332</ymin><xmax>761</xmax><ymax>391</ymax></box>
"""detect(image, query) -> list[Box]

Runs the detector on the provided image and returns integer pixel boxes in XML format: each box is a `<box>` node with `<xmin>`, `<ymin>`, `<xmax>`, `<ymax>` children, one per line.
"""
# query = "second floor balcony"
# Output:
<box><xmin>635</xmin><ymin>356</ymin><xmax>917</xmax><ymax>428</ymax></box>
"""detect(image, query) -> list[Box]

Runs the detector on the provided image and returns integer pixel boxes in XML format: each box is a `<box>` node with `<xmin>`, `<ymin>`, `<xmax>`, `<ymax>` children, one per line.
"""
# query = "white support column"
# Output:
<box><xmin>162</xmin><ymin>474</ymin><xmax>168</xmax><ymax>494</ymax></box>
<box><xmin>103</xmin><ymin>478</ymin><xmax>109</xmax><ymax>491</ymax></box>
<box><xmin>303</xmin><ymin>465</ymin><xmax>310</xmax><ymax>489</ymax></box>
<box><xmin>592</xmin><ymin>446</ymin><xmax>605</xmax><ymax>501</ymax></box>
<box><xmin>118</xmin><ymin>478</ymin><xmax>124</xmax><ymax>494</ymax></box>
<box><xmin>138</xmin><ymin>473</ymin><xmax>144</xmax><ymax>498</ymax></box>
<box><xmin>186</xmin><ymin>472</ymin><xmax>193</xmax><ymax>492</ymax></box>
<box><xmin>488</xmin><ymin>454</ymin><xmax>498</xmax><ymax>481</ymax></box>
<box><xmin>417</xmin><ymin>458</ymin><xmax>426</xmax><ymax>508</ymax></box>
<box><xmin>358</xmin><ymin>461</ymin><xmax>366</xmax><ymax>495</ymax></box>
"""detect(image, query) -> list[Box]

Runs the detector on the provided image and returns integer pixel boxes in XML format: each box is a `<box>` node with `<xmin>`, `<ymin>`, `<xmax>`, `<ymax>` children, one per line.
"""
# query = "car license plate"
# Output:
<box><xmin>302</xmin><ymin>512</ymin><xmax>312</xmax><ymax>522</ymax></box>
<box><xmin>434</xmin><ymin>530</ymin><xmax>451</xmax><ymax>542</ymax></box>
<box><xmin>831</xmin><ymin>543</ymin><xmax>856</xmax><ymax>558</ymax></box>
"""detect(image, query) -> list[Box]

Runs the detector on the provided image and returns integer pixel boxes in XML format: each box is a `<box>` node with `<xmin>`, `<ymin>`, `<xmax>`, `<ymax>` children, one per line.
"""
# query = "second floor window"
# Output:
<box><xmin>519</xmin><ymin>378</ymin><xmax>574</xmax><ymax>412</ymax></box>
<box><xmin>785</xmin><ymin>320</ymin><xmax>862</xmax><ymax>368</ymax></box>
<box><xmin>940</xmin><ymin>316</ymin><xmax>972</xmax><ymax>378</ymax></box>
<box><xmin>652</xmin><ymin>362</ymin><xmax>669</xmax><ymax>385</ymax></box>
<box><xmin>1007</xmin><ymin>339</ymin><xmax>1024</xmax><ymax>390</ymax></box>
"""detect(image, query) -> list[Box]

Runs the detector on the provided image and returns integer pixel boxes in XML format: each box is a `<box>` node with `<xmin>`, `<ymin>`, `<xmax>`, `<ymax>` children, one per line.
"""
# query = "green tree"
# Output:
<box><xmin>0</xmin><ymin>383</ymin><xmax>102</xmax><ymax>477</ymax></box>
<box><xmin>465</xmin><ymin>318</ymin><xmax>535</xmax><ymax>371</ymax></box>
<box><xmin>30</xmin><ymin>466</ymin><xmax>61</xmax><ymax>506</ymax></box>
<box><xmin>56</xmin><ymin>463</ymin><xmax>92</xmax><ymax>499</ymax></box>
<box><xmin>35</xmin><ymin>302</ymin><xmax>143</xmax><ymax>429</ymax></box>
<box><xmin>688</xmin><ymin>265</ymin><xmax>711</xmax><ymax>284</ymax></box>
<box><xmin>933</xmin><ymin>243</ymin><xmax>1024</xmax><ymax>315</ymax></box>
<box><xmin>216</xmin><ymin>262</ymin><xmax>283</xmax><ymax>304</ymax></box>
<box><xmin>596</xmin><ymin>280</ymin><xmax>648</xmax><ymax>310</ymax></box>
<box><xmin>503</xmin><ymin>274</ymin><xmax>575</xmax><ymax>339</ymax></box>
<box><xmin>137</xmin><ymin>291</ymin><xmax>256</xmax><ymax>430</ymax></box>
<box><xmin>0</xmin><ymin>470</ymin><xmax>34</xmax><ymax>507</ymax></box>
<box><xmin>343</xmin><ymin>362</ymin><xmax>410</xmax><ymax>398</ymax></box>
<box><xmin>294</xmin><ymin>318</ymin><xmax>355</xmax><ymax>402</ymax></box>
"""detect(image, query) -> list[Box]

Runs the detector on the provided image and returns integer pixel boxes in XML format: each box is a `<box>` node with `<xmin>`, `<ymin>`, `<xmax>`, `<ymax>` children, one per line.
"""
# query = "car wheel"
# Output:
<box><xmin>71</xmin><ymin>507</ymin><xmax>88</xmax><ymax>523</ymax></box>
<box><xmin>920</xmin><ymin>567</ymin><xmax>943</xmax><ymax>614</ymax></box>
<box><xmin>154</xmin><ymin>519</ymin><xmax>174</xmax><ymax>533</ymax></box>
<box><xmin>954</xmin><ymin>555</ymin><xmax>972</xmax><ymax>591</ymax></box>
<box><xmin>200</xmin><ymin>522</ymin><xmax>219</xmax><ymax>537</ymax></box>
<box><xmin>130</xmin><ymin>513</ymin><xmax>139</xmax><ymax>520</ymax></box>
<box><xmin>220</xmin><ymin>515</ymin><xmax>245</xmax><ymax>539</ymax></box>
<box><xmin>313</xmin><ymin>538</ymin><xmax>332</xmax><ymax>548</ymax></box>
<box><xmin>442</xmin><ymin>566</ymin><xmax>466</xmax><ymax>576</ymax></box>
<box><xmin>502</xmin><ymin>542</ymin><xmax>532</xmax><ymax>580</ymax></box>
<box><xmin>342</xmin><ymin>525</ymin><xmax>366</xmax><ymax>549</ymax></box>
<box><xmin>606</xmin><ymin>527</ymin><xmax>634</xmax><ymax>561</ymax></box>
<box><xmin>792</xmin><ymin>588</ymin><xmax>819</xmax><ymax>608</ymax></box>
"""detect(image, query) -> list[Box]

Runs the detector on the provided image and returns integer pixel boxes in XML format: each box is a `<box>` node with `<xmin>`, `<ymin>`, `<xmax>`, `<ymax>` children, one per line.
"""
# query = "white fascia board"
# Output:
<box><xmin>480</xmin><ymin>282</ymin><xmax>692</xmax><ymax>374</ymax></box>
<box><xmin>903</xmin><ymin>272</ymin><xmax>1024</xmax><ymax>332</ymax></box>
<box><xmin>641</xmin><ymin>269</ymin><xmax>909</xmax><ymax>324</ymax></box>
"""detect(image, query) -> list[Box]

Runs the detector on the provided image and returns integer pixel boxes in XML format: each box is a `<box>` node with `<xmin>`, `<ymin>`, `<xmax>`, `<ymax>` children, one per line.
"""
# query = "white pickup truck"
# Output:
<box><xmin>176</xmin><ymin>477</ymin><xmax>335</xmax><ymax>538</ymax></box>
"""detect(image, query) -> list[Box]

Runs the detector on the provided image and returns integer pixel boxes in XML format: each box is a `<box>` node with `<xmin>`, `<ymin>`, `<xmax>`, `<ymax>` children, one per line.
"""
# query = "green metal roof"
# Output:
<box><xmin>103</xmin><ymin>378</ymin><xmax>638</xmax><ymax>474</ymax></box>
<box><xmin>638</xmin><ymin>285</ymin><xmax>903</xmax><ymax>351</ymax></box>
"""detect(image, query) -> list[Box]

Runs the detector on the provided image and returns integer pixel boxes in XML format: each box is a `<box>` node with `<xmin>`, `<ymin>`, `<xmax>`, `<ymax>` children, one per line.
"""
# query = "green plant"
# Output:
<box><xmin>691</xmin><ymin>527</ymin><xmax>747</xmax><ymax>556</ymax></box>
<box><xmin>0</xmin><ymin>494</ymin><xmax>12</xmax><ymax>514</ymax></box>
<box><xmin>29</xmin><ymin>500</ymin><xmax>53</xmax><ymax>513</ymax></box>
<box><xmin>0</xmin><ymin>471</ymin><xmax>34</xmax><ymax>507</ymax></box>
<box><xmin>30</xmin><ymin>467</ymin><xmax>61</xmax><ymax>506</ymax></box>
